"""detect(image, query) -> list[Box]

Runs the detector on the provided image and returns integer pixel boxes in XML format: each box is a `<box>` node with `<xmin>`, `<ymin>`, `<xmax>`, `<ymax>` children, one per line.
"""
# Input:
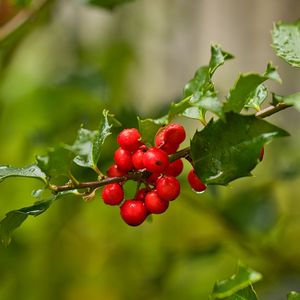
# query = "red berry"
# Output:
<box><xmin>164</xmin><ymin>123</ymin><xmax>186</xmax><ymax>145</ymax></box>
<box><xmin>114</xmin><ymin>148</ymin><xmax>134</xmax><ymax>172</ymax></box>
<box><xmin>145</xmin><ymin>190</ymin><xmax>169</xmax><ymax>214</ymax></box>
<box><xmin>143</xmin><ymin>147</ymin><xmax>169</xmax><ymax>173</ymax></box>
<box><xmin>132</xmin><ymin>146</ymin><xmax>147</xmax><ymax>170</ymax></box>
<box><xmin>107</xmin><ymin>164</ymin><xmax>126</xmax><ymax>177</ymax></box>
<box><xmin>156</xmin><ymin>176</ymin><xmax>180</xmax><ymax>201</ymax></box>
<box><xmin>187</xmin><ymin>170</ymin><xmax>206</xmax><ymax>192</ymax></box>
<box><xmin>102</xmin><ymin>183</ymin><xmax>124</xmax><ymax>205</ymax></box>
<box><xmin>146</xmin><ymin>172</ymin><xmax>161</xmax><ymax>185</ymax></box>
<box><xmin>120</xmin><ymin>200</ymin><xmax>148</xmax><ymax>226</ymax></box>
<box><xmin>164</xmin><ymin>159</ymin><xmax>184</xmax><ymax>177</ymax></box>
<box><xmin>259</xmin><ymin>147</ymin><xmax>264</xmax><ymax>161</ymax></box>
<box><xmin>136</xmin><ymin>188</ymin><xmax>148</xmax><ymax>201</ymax></box>
<box><xmin>117</xmin><ymin>128</ymin><xmax>141</xmax><ymax>152</ymax></box>
<box><xmin>155</xmin><ymin>130</ymin><xmax>179</xmax><ymax>154</ymax></box>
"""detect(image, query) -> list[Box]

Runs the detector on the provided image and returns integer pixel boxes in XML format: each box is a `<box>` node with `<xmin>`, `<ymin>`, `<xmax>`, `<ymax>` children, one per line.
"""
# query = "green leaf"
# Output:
<box><xmin>273</xmin><ymin>92</ymin><xmax>300</xmax><ymax>111</ymax></box>
<box><xmin>210</xmin><ymin>264</ymin><xmax>262</xmax><ymax>299</ymax></box>
<box><xmin>244</xmin><ymin>85</ymin><xmax>268</xmax><ymax>110</ymax></box>
<box><xmin>221</xmin><ymin>286</ymin><xmax>258</xmax><ymax>300</ymax></box>
<box><xmin>0</xmin><ymin>196</ymin><xmax>56</xmax><ymax>247</ymax></box>
<box><xmin>190</xmin><ymin>113</ymin><xmax>289</xmax><ymax>185</ymax></box>
<box><xmin>0</xmin><ymin>165</ymin><xmax>47</xmax><ymax>183</ymax></box>
<box><xmin>272</xmin><ymin>20</ymin><xmax>300</xmax><ymax>67</ymax></box>
<box><xmin>224</xmin><ymin>63</ymin><xmax>280</xmax><ymax>113</ymax></box>
<box><xmin>288</xmin><ymin>292</ymin><xmax>300</xmax><ymax>300</ymax></box>
<box><xmin>138</xmin><ymin>117</ymin><xmax>166</xmax><ymax>145</ymax></box>
<box><xmin>92</xmin><ymin>110</ymin><xmax>121</xmax><ymax>169</ymax></box>
<box><xmin>36</xmin><ymin>146</ymin><xmax>74</xmax><ymax>179</ymax></box>
<box><xmin>79</xmin><ymin>0</ymin><xmax>137</xmax><ymax>9</ymax></box>
<box><xmin>169</xmin><ymin>45</ymin><xmax>233</xmax><ymax>121</ymax></box>
<box><xmin>71</xmin><ymin>128</ymin><xmax>97</xmax><ymax>169</ymax></box>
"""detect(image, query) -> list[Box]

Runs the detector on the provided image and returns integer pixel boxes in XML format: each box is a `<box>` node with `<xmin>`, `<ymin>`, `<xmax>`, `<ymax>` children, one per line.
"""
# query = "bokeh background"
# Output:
<box><xmin>0</xmin><ymin>0</ymin><xmax>300</xmax><ymax>299</ymax></box>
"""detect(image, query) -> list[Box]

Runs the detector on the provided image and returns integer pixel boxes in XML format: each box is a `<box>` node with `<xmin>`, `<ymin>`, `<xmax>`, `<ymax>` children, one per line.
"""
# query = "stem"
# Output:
<box><xmin>255</xmin><ymin>103</ymin><xmax>291</xmax><ymax>118</ymax></box>
<box><xmin>49</xmin><ymin>103</ymin><xmax>290</xmax><ymax>193</ymax></box>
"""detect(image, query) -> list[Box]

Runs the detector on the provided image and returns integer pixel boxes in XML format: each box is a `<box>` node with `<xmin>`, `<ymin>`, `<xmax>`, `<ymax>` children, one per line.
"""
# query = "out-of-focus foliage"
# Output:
<box><xmin>0</xmin><ymin>1</ymin><xmax>300</xmax><ymax>300</ymax></box>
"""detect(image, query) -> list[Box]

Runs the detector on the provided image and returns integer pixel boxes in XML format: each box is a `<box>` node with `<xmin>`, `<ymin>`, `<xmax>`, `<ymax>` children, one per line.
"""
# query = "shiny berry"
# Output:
<box><xmin>187</xmin><ymin>170</ymin><xmax>206</xmax><ymax>192</ymax></box>
<box><xmin>120</xmin><ymin>200</ymin><xmax>148</xmax><ymax>226</ymax></box>
<box><xmin>164</xmin><ymin>159</ymin><xmax>184</xmax><ymax>177</ymax></box>
<box><xmin>156</xmin><ymin>176</ymin><xmax>180</xmax><ymax>201</ymax></box>
<box><xmin>117</xmin><ymin>128</ymin><xmax>141</xmax><ymax>152</ymax></box>
<box><xmin>143</xmin><ymin>147</ymin><xmax>169</xmax><ymax>173</ymax></box>
<box><xmin>136</xmin><ymin>188</ymin><xmax>148</xmax><ymax>201</ymax></box>
<box><xmin>132</xmin><ymin>146</ymin><xmax>147</xmax><ymax>170</ymax></box>
<box><xmin>164</xmin><ymin>123</ymin><xmax>186</xmax><ymax>145</ymax></box>
<box><xmin>114</xmin><ymin>148</ymin><xmax>133</xmax><ymax>172</ymax></box>
<box><xmin>102</xmin><ymin>183</ymin><xmax>124</xmax><ymax>205</ymax></box>
<box><xmin>107</xmin><ymin>164</ymin><xmax>126</xmax><ymax>177</ymax></box>
<box><xmin>145</xmin><ymin>190</ymin><xmax>169</xmax><ymax>214</ymax></box>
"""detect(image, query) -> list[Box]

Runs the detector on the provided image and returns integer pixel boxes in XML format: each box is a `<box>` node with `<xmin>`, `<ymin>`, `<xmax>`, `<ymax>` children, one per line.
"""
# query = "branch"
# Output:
<box><xmin>255</xmin><ymin>103</ymin><xmax>291</xmax><ymax>118</ymax></box>
<box><xmin>50</xmin><ymin>103</ymin><xmax>292</xmax><ymax>193</ymax></box>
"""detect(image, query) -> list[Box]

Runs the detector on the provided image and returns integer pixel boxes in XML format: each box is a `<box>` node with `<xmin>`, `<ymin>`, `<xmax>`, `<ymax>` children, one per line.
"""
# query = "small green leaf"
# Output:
<box><xmin>221</xmin><ymin>286</ymin><xmax>258</xmax><ymax>300</ymax></box>
<box><xmin>273</xmin><ymin>92</ymin><xmax>300</xmax><ymax>111</ymax></box>
<box><xmin>244</xmin><ymin>85</ymin><xmax>268</xmax><ymax>110</ymax></box>
<box><xmin>0</xmin><ymin>196</ymin><xmax>56</xmax><ymax>247</ymax></box>
<box><xmin>288</xmin><ymin>292</ymin><xmax>300</xmax><ymax>300</ymax></box>
<box><xmin>190</xmin><ymin>113</ymin><xmax>289</xmax><ymax>185</ymax></box>
<box><xmin>0</xmin><ymin>165</ymin><xmax>47</xmax><ymax>183</ymax></box>
<box><xmin>272</xmin><ymin>20</ymin><xmax>300</xmax><ymax>67</ymax></box>
<box><xmin>169</xmin><ymin>45</ymin><xmax>233</xmax><ymax>121</ymax></box>
<box><xmin>92</xmin><ymin>110</ymin><xmax>121</xmax><ymax>169</ymax></box>
<box><xmin>210</xmin><ymin>264</ymin><xmax>262</xmax><ymax>299</ymax></box>
<box><xmin>138</xmin><ymin>117</ymin><xmax>166</xmax><ymax>145</ymax></box>
<box><xmin>79</xmin><ymin>0</ymin><xmax>137</xmax><ymax>9</ymax></box>
<box><xmin>224</xmin><ymin>63</ymin><xmax>280</xmax><ymax>113</ymax></box>
<box><xmin>36</xmin><ymin>146</ymin><xmax>74</xmax><ymax>179</ymax></box>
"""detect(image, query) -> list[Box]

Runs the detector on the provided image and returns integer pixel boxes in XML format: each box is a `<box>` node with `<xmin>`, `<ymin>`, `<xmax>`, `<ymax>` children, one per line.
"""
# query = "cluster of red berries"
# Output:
<box><xmin>101</xmin><ymin>123</ymin><xmax>207</xmax><ymax>226</ymax></box>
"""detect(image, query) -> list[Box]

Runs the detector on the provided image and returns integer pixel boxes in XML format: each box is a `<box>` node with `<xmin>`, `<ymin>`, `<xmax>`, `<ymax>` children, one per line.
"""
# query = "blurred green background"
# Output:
<box><xmin>0</xmin><ymin>0</ymin><xmax>300</xmax><ymax>299</ymax></box>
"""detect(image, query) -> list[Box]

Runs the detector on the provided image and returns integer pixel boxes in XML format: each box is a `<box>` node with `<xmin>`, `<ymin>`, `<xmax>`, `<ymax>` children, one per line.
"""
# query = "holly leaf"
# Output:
<box><xmin>92</xmin><ymin>110</ymin><xmax>121</xmax><ymax>168</ymax></box>
<box><xmin>79</xmin><ymin>0</ymin><xmax>137</xmax><ymax>9</ymax></box>
<box><xmin>224</xmin><ymin>63</ymin><xmax>281</xmax><ymax>113</ymax></box>
<box><xmin>244</xmin><ymin>85</ymin><xmax>268</xmax><ymax>110</ymax></box>
<box><xmin>138</xmin><ymin>117</ymin><xmax>166</xmax><ymax>145</ymax></box>
<box><xmin>221</xmin><ymin>286</ymin><xmax>258</xmax><ymax>300</ymax></box>
<box><xmin>168</xmin><ymin>45</ymin><xmax>233</xmax><ymax>121</ymax></box>
<box><xmin>288</xmin><ymin>292</ymin><xmax>300</xmax><ymax>300</ymax></box>
<box><xmin>210</xmin><ymin>264</ymin><xmax>262</xmax><ymax>299</ymax></box>
<box><xmin>272</xmin><ymin>92</ymin><xmax>300</xmax><ymax>111</ymax></box>
<box><xmin>0</xmin><ymin>165</ymin><xmax>47</xmax><ymax>183</ymax></box>
<box><xmin>36</xmin><ymin>146</ymin><xmax>74</xmax><ymax>179</ymax></box>
<box><xmin>190</xmin><ymin>113</ymin><xmax>289</xmax><ymax>185</ymax></box>
<box><xmin>0</xmin><ymin>190</ymin><xmax>80</xmax><ymax>247</ymax></box>
<box><xmin>272</xmin><ymin>20</ymin><xmax>300</xmax><ymax>67</ymax></box>
<box><xmin>0</xmin><ymin>196</ymin><xmax>56</xmax><ymax>247</ymax></box>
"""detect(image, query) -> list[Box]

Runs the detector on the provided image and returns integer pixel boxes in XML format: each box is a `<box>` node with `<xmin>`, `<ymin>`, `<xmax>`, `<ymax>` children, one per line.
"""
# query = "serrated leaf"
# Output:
<box><xmin>221</xmin><ymin>286</ymin><xmax>258</xmax><ymax>300</ymax></box>
<box><xmin>138</xmin><ymin>117</ymin><xmax>166</xmax><ymax>145</ymax></box>
<box><xmin>288</xmin><ymin>292</ymin><xmax>300</xmax><ymax>300</ymax></box>
<box><xmin>272</xmin><ymin>92</ymin><xmax>300</xmax><ymax>111</ymax></box>
<box><xmin>210</xmin><ymin>264</ymin><xmax>262</xmax><ymax>299</ymax></box>
<box><xmin>244</xmin><ymin>85</ymin><xmax>268</xmax><ymax>110</ymax></box>
<box><xmin>224</xmin><ymin>63</ymin><xmax>280</xmax><ymax>113</ymax></box>
<box><xmin>190</xmin><ymin>113</ymin><xmax>289</xmax><ymax>185</ymax></box>
<box><xmin>0</xmin><ymin>165</ymin><xmax>47</xmax><ymax>183</ymax></box>
<box><xmin>169</xmin><ymin>45</ymin><xmax>233</xmax><ymax>121</ymax></box>
<box><xmin>36</xmin><ymin>146</ymin><xmax>74</xmax><ymax>179</ymax></box>
<box><xmin>92</xmin><ymin>110</ymin><xmax>121</xmax><ymax>168</ymax></box>
<box><xmin>79</xmin><ymin>0</ymin><xmax>137</xmax><ymax>9</ymax></box>
<box><xmin>272</xmin><ymin>20</ymin><xmax>300</xmax><ymax>67</ymax></box>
